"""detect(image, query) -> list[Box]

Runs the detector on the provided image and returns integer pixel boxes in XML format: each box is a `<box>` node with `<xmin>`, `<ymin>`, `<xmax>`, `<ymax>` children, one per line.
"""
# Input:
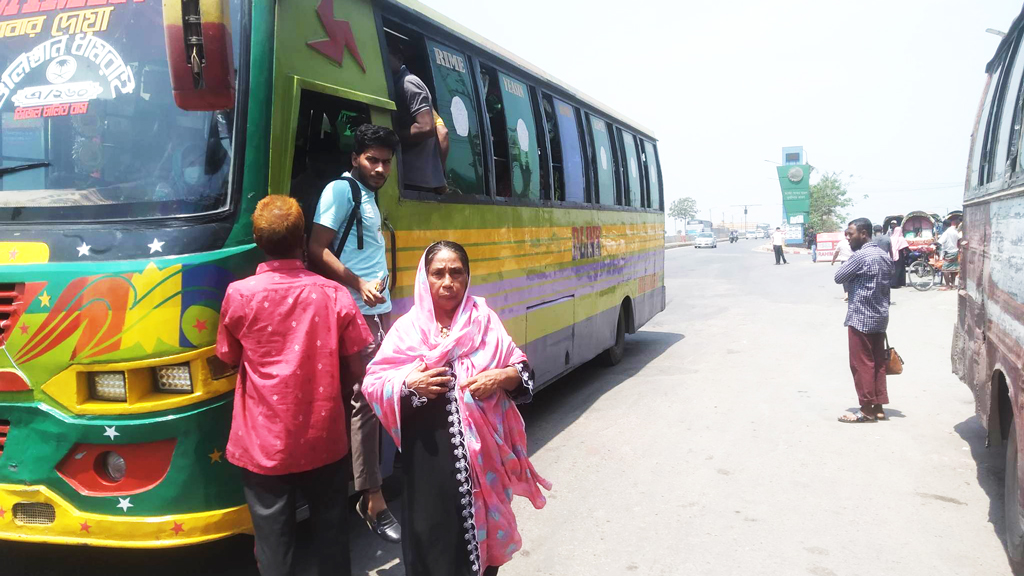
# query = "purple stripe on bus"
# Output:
<box><xmin>390</xmin><ymin>250</ymin><xmax>663</xmax><ymax>319</ymax></box>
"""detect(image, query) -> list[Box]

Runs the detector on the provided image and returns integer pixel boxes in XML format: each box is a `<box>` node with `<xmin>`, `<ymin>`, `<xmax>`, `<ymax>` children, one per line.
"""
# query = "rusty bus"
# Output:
<box><xmin>953</xmin><ymin>4</ymin><xmax>1024</xmax><ymax>562</ymax></box>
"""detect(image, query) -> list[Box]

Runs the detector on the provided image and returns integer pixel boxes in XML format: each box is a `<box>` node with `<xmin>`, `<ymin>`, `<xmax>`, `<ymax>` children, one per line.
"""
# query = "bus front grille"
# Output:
<box><xmin>0</xmin><ymin>419</ymin><xmax>8</xmax><ymax>458</ymax></box>
<box><xmin>0</xmin><ymin>283</ymin><xmax>24</xmax><ymax>346</ymax></box>
<box><xmin>12</xmin><ymin>502</ymin><xmax>56</xmax><ymax>526</ymax></box>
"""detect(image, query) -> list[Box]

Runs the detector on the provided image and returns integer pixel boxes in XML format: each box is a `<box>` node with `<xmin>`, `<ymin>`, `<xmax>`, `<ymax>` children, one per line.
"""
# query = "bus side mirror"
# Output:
<box><xmin>162</xmin><ymin>0</ymin><xmax>236</xmax><ymax>111</ymax></box>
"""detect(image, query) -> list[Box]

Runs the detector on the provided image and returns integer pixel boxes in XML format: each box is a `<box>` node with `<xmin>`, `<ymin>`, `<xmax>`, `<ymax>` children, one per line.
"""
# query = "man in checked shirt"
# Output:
<box><xmin>834</xmin><ymin>218</ymin><xmax>894</xmax><ymax>423</ymax></box>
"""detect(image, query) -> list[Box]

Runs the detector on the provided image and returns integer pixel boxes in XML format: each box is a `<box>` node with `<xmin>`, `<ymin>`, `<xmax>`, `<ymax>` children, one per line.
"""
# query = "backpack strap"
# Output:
<box><xmin>334</xmin><ymin>176</ymin><xmax>363</xmax><ymax>255</ymax></box>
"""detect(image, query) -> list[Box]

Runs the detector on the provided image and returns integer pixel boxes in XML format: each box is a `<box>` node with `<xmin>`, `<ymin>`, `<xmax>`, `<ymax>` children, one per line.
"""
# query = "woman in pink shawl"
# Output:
<box><xmin>362</xmin><ymin>241</ymin><xmax>550</xmax><ymax>576</ymax></box>
<box><xmin>889</xmin><ymin>222</ymin><xmax>911</xmax><ymax>288</ymax></box>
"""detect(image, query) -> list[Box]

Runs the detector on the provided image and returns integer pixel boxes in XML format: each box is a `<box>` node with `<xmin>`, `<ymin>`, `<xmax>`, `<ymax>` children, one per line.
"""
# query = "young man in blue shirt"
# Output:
<box><xmin>308</xmin><ymin>124</ymin><xmax>401</xmax><ymax>543</ymax></box>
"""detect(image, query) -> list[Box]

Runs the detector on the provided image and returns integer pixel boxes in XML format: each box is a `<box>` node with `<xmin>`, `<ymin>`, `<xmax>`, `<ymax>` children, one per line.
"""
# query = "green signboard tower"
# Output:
<box><xmin>776</xmin><ymin>146</ymin><xmax>810</xmax><ymax>245</ymax></box>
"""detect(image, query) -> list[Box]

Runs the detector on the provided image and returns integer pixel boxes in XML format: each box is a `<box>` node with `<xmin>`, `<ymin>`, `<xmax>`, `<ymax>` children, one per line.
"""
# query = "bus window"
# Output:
<box><xmin>588</xmin><ymin>115</ymin><xmax>617</xmax><ymax>206</ymax></box>
<box><xmin>643</xmin><ymin>140</ymin><xmax>662</xmax><ymax>211</ymax></box>
<box><xmin>289</xmin><ymin>90</ymin><xmax>370</xmax><ymax>236</ymax></box>
<box><xmin>479</xmin><ymin>64</ymin><xmax>511</xmax><ymax>197</ymax></box>
<box><xmin>425</xmin><ymin>40</ymin><xmax>485</xmax><ymax>195</ymax></box>
<box><xmin>975</xmin><ymin>55</ymin><xmax>1008</xmax><ymax>189</ymax></box>
<box><xmin>543</xmin><ymin>95</ymin><xmax>586</xmax><ymax>203</ymax></box>
<box><xmin>489</xmin><ymin>68</ymin><xmax>539</xmax><ymax>201</ymax></box>
<box><xmin>618</xmin><ymin>129</ymin><xmax>643</xmax><ymax>208</ymax></box>
<box><xmin>531</xmin><ymin>87</ymin><xmax>551</xmax><ymax>201</ymax></box>
<box><xmin>992</xmin><ymin>31</ymin><xmax>1024</xmax><ymax>183</ymax></box>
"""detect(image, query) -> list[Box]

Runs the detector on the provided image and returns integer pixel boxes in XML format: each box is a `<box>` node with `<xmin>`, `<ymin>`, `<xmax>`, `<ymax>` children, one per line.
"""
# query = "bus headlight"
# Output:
<box><xmin>154</xmin><ymin>364</ymin><xmax>193</xmax><ymax>393</ymax></box>
<box><xmin>99</xmin><ymin>451</ymin><xmax>126</xmax><ymax>482</ymax></box>
<box><xmin>89</xmin><ymin>372</ymin><xmax>127</xmax><ymax>402</ymax></box>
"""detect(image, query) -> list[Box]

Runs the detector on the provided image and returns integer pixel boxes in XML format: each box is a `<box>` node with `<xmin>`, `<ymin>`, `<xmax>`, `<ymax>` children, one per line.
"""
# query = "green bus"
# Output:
<box><xmin>0</xmin><ymin>0</ymin><xmax>665</xmax><ymax>547</ymax></box>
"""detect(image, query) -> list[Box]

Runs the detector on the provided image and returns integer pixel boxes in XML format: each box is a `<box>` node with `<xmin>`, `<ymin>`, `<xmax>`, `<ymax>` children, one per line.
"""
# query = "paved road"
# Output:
<box><xmin>4</xmin><ymin>240</ymin><xmax>1016</xmax><ymax>575</ymax></box>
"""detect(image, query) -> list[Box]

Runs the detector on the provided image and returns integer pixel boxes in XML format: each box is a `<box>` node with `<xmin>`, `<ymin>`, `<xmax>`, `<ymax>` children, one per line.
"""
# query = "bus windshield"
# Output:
<box><xmin>0</xmin><ymin>0</ymin><xmax>241</xmax><ymax>223</ymax></box>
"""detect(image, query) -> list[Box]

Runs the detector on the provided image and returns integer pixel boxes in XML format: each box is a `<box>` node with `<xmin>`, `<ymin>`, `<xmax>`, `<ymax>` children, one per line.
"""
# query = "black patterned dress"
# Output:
<box><xmin>398</xmin><ymin>361</ymin><xmax>534</xmax><ymax>576</ymax></box>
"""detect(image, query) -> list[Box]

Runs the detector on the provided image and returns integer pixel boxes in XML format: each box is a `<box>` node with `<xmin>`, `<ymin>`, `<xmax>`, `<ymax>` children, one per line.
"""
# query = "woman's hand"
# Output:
<box><xmin>405</xmin><ymin>362</ymin><xmax>451</xmax><ymax>400</ymax></box>
<box><xmin>462</xmin><ymin>367</ymin><xmax>519</xmax><ymax>401</ymax></box>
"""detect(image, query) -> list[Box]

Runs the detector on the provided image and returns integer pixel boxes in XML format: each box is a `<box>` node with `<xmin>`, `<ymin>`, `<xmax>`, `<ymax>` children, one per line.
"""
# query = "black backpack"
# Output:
<box><xmin>330</xmin><ymin>175</ymin><xmax>365</xmax><ymax>256</ymax></box>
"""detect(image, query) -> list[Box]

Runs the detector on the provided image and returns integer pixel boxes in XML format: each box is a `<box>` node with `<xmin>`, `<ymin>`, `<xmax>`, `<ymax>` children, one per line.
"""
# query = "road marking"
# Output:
<box><xmin>369</xmin><ymin>558</ymin><xmax>401</xmax><ymax>576</ymax></box>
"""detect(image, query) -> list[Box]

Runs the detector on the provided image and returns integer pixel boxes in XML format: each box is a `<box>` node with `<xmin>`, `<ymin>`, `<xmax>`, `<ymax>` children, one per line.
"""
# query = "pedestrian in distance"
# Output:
<box><xmin>938</xmin><ymin>219</ymin><xmax>961</xmax><ymax>291</ymax></box>
<box><xmin>216</xmin><ymin>195</ymin><xmax>373</xmax><ymax>576</ymax></box>
<box><xmin>834</xmin><ymin>218</ymin><xmax>894</xmax><ymax>423</ymax></box>
<box><xmin>889</xmin><ymin>222</ymin><xmax>911</xmax><ymax>289</ymax></box>
<box><xmin>362</xmin><ymin>241</ymin><xmax>551</xmax><ymax>576</ymax></box>
<box><xmin>772</xmin><ymin>227</ymin><xmax>788</xmax><ymax>265</ymax></box>
<box><xmin>307</xmin><ymin>124</ymin><xmax>402</xmax><ymax>543</ymax></box>
<box><xmin>832</xmin><ymin>230</ymin><xmax>854</xmax><ymax>301</ymax></box>
<box><xmin>872</xmin><ymin>224</ymin><xmax>892</xmax><ymax>261</ymax></box>
<box><xmin>805</xmin><ymin>226</ymin><xmax>817</xmax><ymax>263</ymax></box>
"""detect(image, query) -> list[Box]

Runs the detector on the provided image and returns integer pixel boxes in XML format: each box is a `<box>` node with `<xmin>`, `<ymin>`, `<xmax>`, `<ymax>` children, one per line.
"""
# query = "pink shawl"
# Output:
<box><xmin>890</xmin><ymin>226</ymin><xmax>910</xmax><ymax>259</ymax></box>
<box><xmin>362</xmin><ymin>250</ymin><xmax>550</xmax><ymax>572</ymax></box>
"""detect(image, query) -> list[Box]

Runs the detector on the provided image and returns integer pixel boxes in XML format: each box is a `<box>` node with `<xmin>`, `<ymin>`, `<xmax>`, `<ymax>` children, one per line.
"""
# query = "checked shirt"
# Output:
<box><xmin>834</xmin><ymin>241</ymin><xmax>893</xmax><ymax>334</ymax></box>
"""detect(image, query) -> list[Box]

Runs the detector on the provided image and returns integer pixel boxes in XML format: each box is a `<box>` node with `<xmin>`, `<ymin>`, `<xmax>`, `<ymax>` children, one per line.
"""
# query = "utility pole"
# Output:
<box><xmin>731</xmin><ymin>203</ymin><xmax>766</xmax><ymax>233</ymax></box>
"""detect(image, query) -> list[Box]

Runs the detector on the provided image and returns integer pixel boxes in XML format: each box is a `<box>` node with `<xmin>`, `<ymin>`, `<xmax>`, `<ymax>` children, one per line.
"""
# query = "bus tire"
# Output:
<box><xmin>1007</xmin><ymin>419</ymin><xmax>1024</xmax><ymax>562</ymax></box>
<box><xmin>600</xmin><ymin>306</ymin><xmax>627</xmax><ymax>366</ymax></box>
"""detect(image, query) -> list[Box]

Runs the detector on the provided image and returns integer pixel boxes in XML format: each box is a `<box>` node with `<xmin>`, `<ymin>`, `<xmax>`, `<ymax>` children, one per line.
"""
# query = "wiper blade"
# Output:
<box><xmin>0</xmin><ymin>161</ymin><xmax>50</xmax><ymax>177</ymax></box>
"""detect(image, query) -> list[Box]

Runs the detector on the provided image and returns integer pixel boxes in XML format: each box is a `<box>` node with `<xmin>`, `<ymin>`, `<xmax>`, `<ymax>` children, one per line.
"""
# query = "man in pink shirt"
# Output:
<box><xmin>217</xmin><ymin>195</ymin><xmax>372</xmax><ymax>576</ymax></box>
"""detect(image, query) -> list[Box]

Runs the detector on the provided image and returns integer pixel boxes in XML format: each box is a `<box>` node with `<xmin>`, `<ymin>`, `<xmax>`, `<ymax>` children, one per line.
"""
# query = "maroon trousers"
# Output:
<box><xmin>848</xmin><ymin>327</ymin><xmax>889</xmax><ymax>407</ymax></box>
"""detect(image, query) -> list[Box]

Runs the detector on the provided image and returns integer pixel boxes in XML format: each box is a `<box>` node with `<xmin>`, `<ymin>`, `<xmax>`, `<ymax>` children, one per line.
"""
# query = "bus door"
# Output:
<box><xmin>526</xmin><ymin>295</ymin><xmax>576</xmax><ymax>386</ymax></box>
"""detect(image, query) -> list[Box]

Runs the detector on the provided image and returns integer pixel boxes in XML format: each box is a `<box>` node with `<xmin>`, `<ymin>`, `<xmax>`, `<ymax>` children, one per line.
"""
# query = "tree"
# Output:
<box><xmin>668</xmin><ymin>197</ymin><xmax>697</xmax><ymax>231</ymax></box>
<box><xmin>808</xmin><ymin>171</ymin><xmax>854</xmax><ymax>233</ymax></box>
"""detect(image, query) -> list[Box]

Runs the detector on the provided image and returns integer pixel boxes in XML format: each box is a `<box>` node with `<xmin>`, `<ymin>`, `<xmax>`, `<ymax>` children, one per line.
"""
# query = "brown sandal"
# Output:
<box><xmin>838</xmin><ymin>411</ymin><xmax>878</xmax><ymax>424</ymax></box>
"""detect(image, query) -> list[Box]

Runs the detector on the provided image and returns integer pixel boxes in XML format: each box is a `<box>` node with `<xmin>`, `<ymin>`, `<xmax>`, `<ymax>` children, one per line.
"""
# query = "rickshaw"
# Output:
<box><xmin>907</xmin><ymin>243</ymin><xmax>943</xmax><ymax>291</ymax></box>
<box><xmin>882</xmin><ymin>215</ymin><xmax>904</xmax><ymax>234</ymax></box>
<box><xmin>900</xmin><ymin>211</ymin><xmax>940</xmax><ymax>249</ymax></box>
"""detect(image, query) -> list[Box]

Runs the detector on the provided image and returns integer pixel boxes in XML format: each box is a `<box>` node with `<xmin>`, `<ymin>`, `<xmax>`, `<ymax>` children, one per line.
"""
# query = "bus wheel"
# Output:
<box><xmin>1006</xmin><ymin>419</ymin><xmax>1024</xmax><ymax>562</ymax></box>
<box><xmin>600</xmin><ymin>306</ymin><xmax>626</xmax><ymax>366</ymax></box>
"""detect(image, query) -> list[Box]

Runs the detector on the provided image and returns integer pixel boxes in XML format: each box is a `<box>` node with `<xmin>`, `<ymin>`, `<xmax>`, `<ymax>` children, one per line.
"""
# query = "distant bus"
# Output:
<box><xmin>685</xmin><ymin>219</ymin><xmax>713</xmax><ymax>235</ymax></box>
<box><xmin>952</xmin><ymin>6</ymin><xmax>1024</xmax><ymax>563</ymax></box>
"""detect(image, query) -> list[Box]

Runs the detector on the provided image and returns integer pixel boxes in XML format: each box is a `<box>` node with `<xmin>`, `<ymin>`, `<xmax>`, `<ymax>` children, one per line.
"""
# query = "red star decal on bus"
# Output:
<box><xmin>170</xmin><ymin>521</ymin><xmax>185</xmax><ymax>534</ymax></box>
<box><xmin>192</xmin><ymin>319</ymin><xmax>208</xmax><ymax>333</ymax></box>
<box><xmin>0</xmin><ymin>506</ymin><xmax>5</xmax><ymax>519</ymax></box>
<box><xmin>79</xmin><ymin>521</ymin><xmax>91</xmax><ymax>533</ymax></box>
<box><xmin>8</xmin><ymin>249</ymin><xmax>17</xmax><ymax>262</ymax></box>
<box><xmin>18</xmin><ymin>324</ymin><xmax>28</xmax><ymax>335</ymax></box>
<box><xmin>307</xmin><ymin>0</ymin><xmax>365</xmax><ymax>72</ymax></box>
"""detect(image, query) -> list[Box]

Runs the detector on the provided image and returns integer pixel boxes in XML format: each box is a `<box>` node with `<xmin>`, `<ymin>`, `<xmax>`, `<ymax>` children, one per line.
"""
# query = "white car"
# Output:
<box><xmin>694</xmin><ymin>233</ymin><xmax>717</xmax><ymax>249</ymax></box>
<box><xmin>745</xmin><ymin>230</ymin><xmax>760</xmax><ymax>240</ymax></box>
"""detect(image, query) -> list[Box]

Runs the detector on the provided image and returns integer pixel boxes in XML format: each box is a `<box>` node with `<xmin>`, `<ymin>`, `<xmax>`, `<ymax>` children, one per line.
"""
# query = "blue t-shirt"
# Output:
<box><xmin>313</xmin><ymin>173</ymin><xmax>391</xmax><ymax>315</ymax></box>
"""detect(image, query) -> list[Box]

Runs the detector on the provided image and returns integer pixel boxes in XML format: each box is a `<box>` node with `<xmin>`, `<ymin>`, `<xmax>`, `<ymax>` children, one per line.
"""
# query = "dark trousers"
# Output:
<box><xmin>892</xmin><ymin>248</ymin><xmax>909</xmax><ymax>288</ymax></box>
<box><xmin>240</xmin><ymin>458</ymin><xmax>351</xmax><ymax>576</ymax></box>
<box><xmin>774</xmin><ymin>245</ymin><xmax>787</xmax><ymax>264</ymax></box>
<box><xmin>848</xmin><ymin>327</ymin><xmax>889</xmax><ymax>408</ymax></box>
<box><xmin>352</xmin><ymin>313</ymin><xmax>391</xmax><ymax>492</ymax></box>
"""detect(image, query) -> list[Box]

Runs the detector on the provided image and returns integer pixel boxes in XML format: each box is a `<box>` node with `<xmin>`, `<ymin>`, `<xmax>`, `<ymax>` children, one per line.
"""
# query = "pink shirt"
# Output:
<box><xmin>216</xmin><ymin>259</ymin><xmax>371</xmax><ymax>475</ymax></box>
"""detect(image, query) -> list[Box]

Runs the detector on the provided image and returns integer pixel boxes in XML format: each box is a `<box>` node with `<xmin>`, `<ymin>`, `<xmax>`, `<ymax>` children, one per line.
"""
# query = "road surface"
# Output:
<box><xmin>4</xmin><ymin>240</ymin><xmax>1014</xmax><ymax>575</ymax></box>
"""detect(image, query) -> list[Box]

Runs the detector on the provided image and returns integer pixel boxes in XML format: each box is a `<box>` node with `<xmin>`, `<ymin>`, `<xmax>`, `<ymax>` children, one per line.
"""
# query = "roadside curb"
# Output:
<box><xmin>754</xmin><ymin>244</ymin><xmax>813</xmax><ymax>255</ymax></box>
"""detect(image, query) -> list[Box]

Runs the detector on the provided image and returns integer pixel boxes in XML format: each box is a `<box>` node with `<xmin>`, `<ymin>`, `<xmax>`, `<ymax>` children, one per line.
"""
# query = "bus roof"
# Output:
<box><xmin>383</xmin><ymin>0</ymin><xmax>657</xmax><ymax>141</ymax></box>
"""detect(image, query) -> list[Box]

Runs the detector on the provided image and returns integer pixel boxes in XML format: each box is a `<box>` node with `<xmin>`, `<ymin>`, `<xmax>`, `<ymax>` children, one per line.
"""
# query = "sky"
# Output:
<box><xmin>419</xmin><ymin>0</ymin><xmax>1024</xmax><ymax>231</ymax></box>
